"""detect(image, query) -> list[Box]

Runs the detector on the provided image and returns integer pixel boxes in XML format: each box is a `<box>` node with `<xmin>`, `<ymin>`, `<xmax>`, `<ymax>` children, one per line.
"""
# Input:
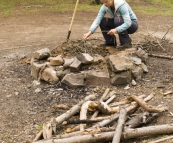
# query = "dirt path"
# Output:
<box><xmin>0</xmin><ymin>10</ymin><xmax>173</xmax><ymax>143</ymax></box>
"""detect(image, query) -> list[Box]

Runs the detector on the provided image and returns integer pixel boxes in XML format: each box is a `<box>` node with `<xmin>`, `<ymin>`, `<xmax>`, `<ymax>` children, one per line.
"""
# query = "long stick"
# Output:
<box><xmin>33</xmin><ymin>124</ymin><xmax>173</xmax><ymax>143</ymax></box>
<box><xmin>67</xmin><ymin>0</ymin><xmax>80</xmax><ymax>39</ymax></box>
<box><xmin>112</xmin><ymin>107</ymin><xmax>127</xmax><ymax>143</ymax></box>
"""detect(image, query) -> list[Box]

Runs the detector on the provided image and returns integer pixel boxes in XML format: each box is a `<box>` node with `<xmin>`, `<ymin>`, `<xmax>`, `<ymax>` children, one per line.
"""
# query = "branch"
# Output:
<box><xmin>131</xmin><ymin>95</ymin><xmax>168</xmax><ymax>113</ymax></box>
<box><xmin>33</xmin><ymin>124</ymin><xmax>173</xmax><ymax>143</ymax></box>
<box><xmin>149</xmin><ymin>53</ymin><xmax>173</xmax><ymax>60</ymax></box>
<box><xmin>112</xmin><ymin>107</ymin><xmax>127</xmax><ymax>143</ymax></box>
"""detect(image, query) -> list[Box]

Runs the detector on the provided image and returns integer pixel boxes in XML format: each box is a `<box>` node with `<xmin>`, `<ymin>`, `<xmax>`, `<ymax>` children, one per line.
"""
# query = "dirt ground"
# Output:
<box><xmin>0</xmin><ymin>3</ymin><xmax>173</xmax><ymax>143</ymax></box>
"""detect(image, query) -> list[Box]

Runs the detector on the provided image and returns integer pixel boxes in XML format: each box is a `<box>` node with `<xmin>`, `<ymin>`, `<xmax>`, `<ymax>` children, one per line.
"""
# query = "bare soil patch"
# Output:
<box><xmin>0</xmin><ymin>7</ymin><xmax>173</xmax><ymax>143</ymax></box>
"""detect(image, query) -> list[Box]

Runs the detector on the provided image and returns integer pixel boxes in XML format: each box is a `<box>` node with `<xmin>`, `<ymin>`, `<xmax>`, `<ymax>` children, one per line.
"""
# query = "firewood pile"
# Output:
<box><xmin>33</xmin><ymin>88</ymin><xmax>170</xmax><ymax>143</ymax></box>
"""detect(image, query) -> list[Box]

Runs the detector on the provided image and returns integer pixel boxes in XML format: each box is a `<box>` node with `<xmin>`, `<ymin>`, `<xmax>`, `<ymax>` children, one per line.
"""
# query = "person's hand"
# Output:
<box><xmin>83</xmin><ymin>31</ymin><xmax>92</xmax><ymax>39</ymax></box>
<box><xmin>107</xmin><ymin>28</ymin><xmax>118</xmax><ymax>35</ymax></box>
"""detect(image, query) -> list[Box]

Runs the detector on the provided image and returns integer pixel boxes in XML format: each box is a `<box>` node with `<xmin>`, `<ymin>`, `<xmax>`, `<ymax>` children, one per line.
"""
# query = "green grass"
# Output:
<box><xmin>39</xmin><ymin>124</ymin><xmax>43</xmax><ymax>130</ymax></box>
<box><xmin>132</xmin><ymin>5</ymin><xmax>173</xmax><ymax>16</ymax></box>
<box><xmin>0</xmin><ymin>0</ymin><xmax>172</xmax><ymax>17</ymax></box>
<box><xmin>0</xmin><ymin>0</ymin><xmax>14</xmax><ymax>17</ymax></box>
<box><xmin>145</xmin><ymin>0</ymin><xmax>173</xmax><ymax>5</ymax></box>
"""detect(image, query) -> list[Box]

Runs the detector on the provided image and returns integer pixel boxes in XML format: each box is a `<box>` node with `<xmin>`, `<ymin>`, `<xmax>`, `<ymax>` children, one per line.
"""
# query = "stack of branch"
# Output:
<box><xmin>51</xmin><ymin>38</ymin><xmax>104</xmax><ymax>57</ymax></box>
<box><xmin>136</xmin><ymin>26</ymin><xmax>173</xmax><ymax>53</ymax></box>
<box><xmin>33</xmin><ymin>88</ymin><xmax>170</xmax><ymax>143</ymax></box>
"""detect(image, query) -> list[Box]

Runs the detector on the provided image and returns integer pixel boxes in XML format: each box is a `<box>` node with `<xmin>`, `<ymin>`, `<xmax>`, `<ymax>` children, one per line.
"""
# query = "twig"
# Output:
<box><xmin>149</xmin><ymin>53</ymin><xmax>173</xmax><ymax>60</ymax></box>
<box><xmin>156</xmin><ymin>39</ymin><xmax>165</xmax><ymax>51</ymax></box>
<box><xmin>161</xmin><ymin>25</ymin><xmax>173</xmax><ymax>40</ymax></box>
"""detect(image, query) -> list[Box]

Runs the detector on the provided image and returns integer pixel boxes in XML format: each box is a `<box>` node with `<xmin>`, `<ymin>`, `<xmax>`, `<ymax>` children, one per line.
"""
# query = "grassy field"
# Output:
<box><xmin>0</xmin><ymin>0</ymin><xmax>173</xmax><ymax>17</ymax></box>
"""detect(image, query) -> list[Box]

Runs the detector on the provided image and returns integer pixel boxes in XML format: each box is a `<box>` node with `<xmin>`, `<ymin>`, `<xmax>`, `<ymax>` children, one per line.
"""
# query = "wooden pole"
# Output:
<box><xmin>67</xmin><ymin>0</ymin><xmax>80</xmax><ymax>40</ymax></box>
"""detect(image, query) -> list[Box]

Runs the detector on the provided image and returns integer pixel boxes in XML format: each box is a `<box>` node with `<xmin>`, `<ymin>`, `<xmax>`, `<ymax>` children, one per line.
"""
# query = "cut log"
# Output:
<box><xmin>97</xmin><ymin>94</ymin><xmax>116</xmax><ymax>115</ymax></box>
<box><xmin>52</xmin><ymin>104</ymin><xmax>72</xmax><ymax>110</ymax></box>
<box><xmin>33</xmin><ymin>130</ymin><xmax>43</xmax><ymax>142</ymax></box>
<box><xmin>42</xmin><ymin>118</ymin><xmax>56</xmax><ymax>139</ymax></box>
<box><xmin>91</xmin><ymin>95</ymin><xmax>116</xmax><ymax>119</ymax></box>
<box><xmin>104</xmin><ymin>90</ymin><xmax>116</xmax><ymax>101</ymax></box>
<box><xmin>33</xmin><ymin>124</ymin><xmax>173</xmax><ymax>143</ymax></box>
<box><xmin>163</xmin><ymin>90</ymin><xmax>173</xmax><ymax>96</ymax></box>
<box><xmin>100</xmin><ymin>88</ymin><xmax>110</xmax><ymax>102</ymax></box>
<box><xmin>80</xmin><ymin>101</ymin><xmax>98</xmax><ymax>131</ymax></box>
<box><xmin>110</xmin><ymin>99</ymin><xmax>131</xmax><ymax>107</ymax></box>
<box><xmin>43</xmin><ymin>121</ymin><xmax>52</xmax><ymax>139</ymax></box>
<box><xmin>56</xmin><ymin>94</ymin><xmax>97</xmax><ymax>124</ymax></box>
<box><xmin>98</xmin><ymin>101</ymin><xmax>120</xmax><ymax>114</ymax></box>
<box><xmin>91</xmin><ymin>88</ymin><xmax>110</xmax><ymax>119</ymax></box>
<box><xmin>82</xmin><ymin>127</ymin><xmax>114</xmax><ymax>134</ymax></box>
<box><xmin>110</xmin><ymin>94</ymin><xmax>146</xmax><ymax>107</ymax></box>
<box><xmin>112</xmin><ymin>107</ymin><xmax>127</xmax><ymax>143</ymax></box>
<box><xmin>105</xmin><ymin>95</ymin><xmax>116</xmax><ymax>104</ymax></box>
<box><xmin>131</xmin><ymin>95</ymin><xmax>168</xmax><ymax>113</ymax></box>
<box><xmin>64</xmin><ymin>116</ymin><xmax>109</xmax><ymax>133</ymax></box>
<box><xmin>63</xmin><ymin>117</ymin><xmax>109</xmax><ymax>125</ymax></box>
<box><xmin>122</xmin><ymin>124</ymin><xmax>173</xmax><ymax>139</ymax></box>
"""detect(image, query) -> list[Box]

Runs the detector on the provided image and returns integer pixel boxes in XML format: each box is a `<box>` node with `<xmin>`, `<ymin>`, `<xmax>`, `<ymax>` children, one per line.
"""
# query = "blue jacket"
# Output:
<box><xmin>89</xmin><ymin>1</ymin><xmax>137</xmax><ymax>33</ymax></box>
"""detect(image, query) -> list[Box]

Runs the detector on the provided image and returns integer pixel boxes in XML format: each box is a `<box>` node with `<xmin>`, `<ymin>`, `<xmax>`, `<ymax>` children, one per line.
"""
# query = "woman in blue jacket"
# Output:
<box><xmin>83</xmin><ymin>0</ymin><xmax>138</xmax><ymax>49</ymax></box>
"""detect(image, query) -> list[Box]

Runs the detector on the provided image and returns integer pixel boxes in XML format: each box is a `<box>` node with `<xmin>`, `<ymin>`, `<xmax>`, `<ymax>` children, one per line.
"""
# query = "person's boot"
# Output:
<box><xmin>99</xmin><ymin>42</ymin><xmax>117</xmax><ymax>48</ymax></box>
<box><xmin>117</xmin><ymin>38</ymin><xmax>132</xmax><ymax>50</ymax></box>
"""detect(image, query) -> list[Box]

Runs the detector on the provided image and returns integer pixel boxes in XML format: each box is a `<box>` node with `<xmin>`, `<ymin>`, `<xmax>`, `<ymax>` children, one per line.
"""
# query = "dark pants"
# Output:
<box><xmin>99</xmin><ymin>17</ymin><xmax>138</xmax><ymax>45</ymax></box>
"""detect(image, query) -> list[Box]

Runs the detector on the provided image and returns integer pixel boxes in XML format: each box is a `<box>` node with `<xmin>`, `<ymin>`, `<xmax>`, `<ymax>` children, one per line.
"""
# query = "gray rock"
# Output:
<box><xmin>111</xmin><ymin>71</ymin><xmax>132</xmax><ymax>85</ymax></box>
<box><xmin>141</xmin><ymin>63</ymin><xmax>149</xmax><ymax>73</ymax></box>
<box><xmin>131</xmin><ymin>56</ymin><xmax>142</xmax><ymax>65</ymax></box>
<box><xmin>63</xmin><ymin>58</ymin><xmax>74</xmax><ymax>69</ymax></box>
<box><xmin>40</xmin><ymin>67</ymin><xmax>59</xmax><ymax>84</ymax></box>
<box><xmin>132</xmin><ymin>66</ymin><xmax>143</xmax><ymax>81</ymax></box>
<box><xmin>76</xmin><ymin>53</ymin><xmax>94</xmax><ymax>64</ymax></box>
<box><xmin>32</xmin><ymin>48</ymin><xmax>50</xmax><ymax>60</ymax></box>
<box><xmin>109</xmin><ymin>55</ymin><xmax>133</xmax><ymax>72</ymax></box>
<box><xmin>85</xmin><ymin>70</ymin><xmax>110</xmax><ymax>86</ymax></box>
<box><xmin>69</xmin><ymin>57</ymin><xmax>82</xmax><ymax>72</ymax></box>
<box><xmin>49</xmin><ymin>55</ymin><xmax>64</xmax><ymax>66</ymax></box>
<box><xmin>136</xmin><ymin>48</ymin><xmax>148</xmax><ymax>62</ymax></box>
<box><xmin>61</xmin><ymin>73</ymin><xmax>85</xmax><ymax>88</ymax></box>
<box><xmin>31</xmin><ymin>62</ymin><xmax>44</xmax><ymax>79</ymax></box>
